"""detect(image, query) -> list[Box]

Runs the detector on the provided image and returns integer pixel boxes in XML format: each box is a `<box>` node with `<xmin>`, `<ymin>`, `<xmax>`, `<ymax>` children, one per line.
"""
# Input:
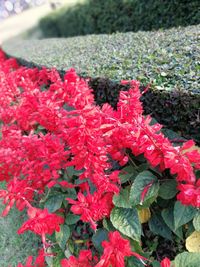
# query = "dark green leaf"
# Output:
<box><xmin>65</xmin><ymin>213</ymin><xmax>80</xmax><ymax>225</ymax></box>
<box><xmin>113</xmin><ymin>187</ymin><xmax>131</xmax><ymax>208</ymax></box>
<box><xmin>129</xmin><ymin>171</ymin><xmax>159</xmax><ymax>207</ymax></box>
<box><xmin>162</xmin><ymin>128</ymin><xmax>186</xmax><ymax>142</ymax></box>
<box><xmin>137</xmin><ymin>163</ymin><xmax>149</xmax><ymax>173</ymax></box>
<box><xmin>152</xmin><ymin>261</ymin><xmax>161</xmax><ymax>267</ymax></box>
<box><xmin>162</xmin><ymin>206</ymin><xmax>183</xmax><ymax>239</ymax></box>
<box><xmin>119</xmin><ymin>165</ymin><xmax>138</xmax><ymax>184</ymax></box>
<box><xmin>159</xmin><ymin>180</ymin><xmax>178</xmax><ymax>199</ymax></box>
<box><xmin>110</xmin><ymin>207</ymin><xmax>141</xmax><ymax>241</ymax></box>
<box><xmin>149</xmin><ymin>213</ymin><xmax>172</xmax><ymax>240</ymax></box>
<box><xmin>174</xmin><ymin>201</ymin><xmax>197</xmax><ymax>230</ymax></box>
<box><xmin>92</xmin><ymin>229</ymin><xmax>108</xmax><ymax>252</ymax></box>
<box><xmin>65</xmin><ymin>188</ymin><xmax>77</xmax><ymax>200</ymax></box>
<box><xmin>45</xmin><ymin>194</ymin><xmax>64</xmax><ymax>213</ymax></box>
<box><xmin>126</xmin><ymin>256</ymin><xmax>145</xmax><ymax>267</ymax></box>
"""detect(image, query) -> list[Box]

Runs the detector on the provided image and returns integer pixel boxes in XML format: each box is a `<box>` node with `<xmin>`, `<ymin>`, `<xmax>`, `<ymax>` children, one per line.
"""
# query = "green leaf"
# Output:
<box><xmin>53</xmin><ymin>249</ymin><xmax>65</xmax><ymax>267</ymax></box>
<box><xmin>137</xmin><ymin>163</ymin><xmax>149</xmax><ymax>173</ymax></box>
<box><xmin>92</xmin><ymin>229</ymin><xmax>108</xmax><ymax>253</ymax></box>
<box><xmin>45</xmin><ymin>255</ymin><xmax>53</xmax><ymax>267</ymax></box>
<box><xmin>159</xmin><ymin>180</ymin><xmax>178</xmax><ymax>199</ymax></box>
<box><xmin>174</xmin><ymin>201</ymin><xmax>197</xmax><ymax>230</ymax></box>
<box><xmin>162</xmin><ymin>206</ymin><xmax>183</xmax><ymax>239</ymax></box>
<box><xmin>152</xmin><ymin>261</ymin><xmax>161</xmax><ymax>267</ymax></box>
<box><xmin>110</xmin><ymin>207</ymin><xmax>141</xmax><ymax>241</ymax></box>
<box><xmin>63</xmin><ymin>166</ymin><xmax>83</xmax><ymax>182</ymax></box>
<box><xmin>149</xmin><ymin>213</ymin><xmax>172</xmax><ymax>240</ymax></box>
<box><xmin>126</xmin><ymin>256</ymin><xmax>145</xmax><ymax>267</ymax></box>
<box><xmin>45</xmin><ymin>194</ymin><xmax>64</xmax><ymax>213</ymax></box>
<box><xmin>65</xmin><ymin>187</ymin><xmax>77</xmax><ymax>200</ymax></box>
<box><xmin>113</xmin><ymin>187</ymin><xmax>131</xmax><ymax>208</ymax></box>
<box><xmin>175</xmin><ymin>252</ymin><xmax>200</xmax><ymax>267</ymax></box>
<box><xmin>103</xmin><ymin>218</ymin><xmax>116</xmax><ymax>232</ymax></box>
<box><xmin>130</xmin><ymin>239</ymin><xmax>144</xmax><ymax>254</ymax></box>
<box><xmin>55</xmin><ymin>224</ymin><xmax>71</xmax><ymax>251</ymax></box>
<box><xmin>129</xmin><ymin>171</ymin><xmax>159</xmax><ymax>207</ymax></box>
<box><xmin>193</xmin><ymin>212</ymin><xmax>200</xmax><ymax>231</ymax></box>
<box><xmin>46</xmin><ymin>245</ymin><xmax>65</xmax><ymax>267</ymax></box>
<box><xmin>65</xmin><ymin>213</ymin><xmax>80</xmax><ymax>225</ymax></box>
<box><xmin>162</xmin><ymin>128</ymin><xmax>186</xmax><ymax>143</ymax></box>
<box><xmin>119</xmin><ymin>165</ymin><xmax>138</xmax><ymax>183</ymax></box>
<box><xmin>185</xmin><ymin>221</ymin><xmax>195</xmax><ymax>237</ymax></box>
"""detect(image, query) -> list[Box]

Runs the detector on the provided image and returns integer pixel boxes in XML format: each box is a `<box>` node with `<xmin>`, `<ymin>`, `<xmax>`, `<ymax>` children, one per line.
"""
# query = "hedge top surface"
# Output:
<box><xmin>3</xmin><ymin>24</ymin><xmax>200</xmax><ymax>93</ymax></box>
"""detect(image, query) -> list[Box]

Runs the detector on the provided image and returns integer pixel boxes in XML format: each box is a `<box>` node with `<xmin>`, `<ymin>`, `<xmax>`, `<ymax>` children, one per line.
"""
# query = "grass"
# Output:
<box><xmin>0</xmin><ymin>183</ymin><xmax>40</xmax><ymax>267</ymax></box>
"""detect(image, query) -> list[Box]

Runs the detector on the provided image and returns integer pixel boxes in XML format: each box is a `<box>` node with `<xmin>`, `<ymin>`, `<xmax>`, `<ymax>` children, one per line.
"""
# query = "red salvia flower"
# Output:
<box><xmin>177</xmin><ymin>181</ymin><xmax>200</xmax><ymax>208</ymax></box>
<box><xmin>67</xmin><ymin>192</ymin><xmax>114</xmax><ymax>230</ymax></box>
<box><xmin>61</xmin><ymin>250</ymin><xmax>93</xmax><ymax>267</ymax></box>
<box><xmin>17</xmin><ymin>207</ymin><xmax>64</xmax><ymax>245</ymax></box>
<box><xmin>160</xmin><ymin>257</ymin><xmax>171</xmax><ymax>267</ymax></box>
<box><xmin>95</xmin><ymin>231</ymin><xmax>147</xmax><ymax>267</ymax></box>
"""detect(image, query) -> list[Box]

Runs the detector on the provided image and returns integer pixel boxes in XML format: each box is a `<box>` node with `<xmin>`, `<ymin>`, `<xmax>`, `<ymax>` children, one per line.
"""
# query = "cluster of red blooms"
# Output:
<box><xmin>0</xmin><ymin>48</ymin><xmax>199</xmax><ymax>266</ymax></box>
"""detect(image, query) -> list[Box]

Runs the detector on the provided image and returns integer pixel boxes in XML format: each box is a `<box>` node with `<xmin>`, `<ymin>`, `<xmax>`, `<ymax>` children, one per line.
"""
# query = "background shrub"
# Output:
<box><xmin>39</xmin><ymin>0</ymin><xmax>200</xmax><ymax>38</ymax></box>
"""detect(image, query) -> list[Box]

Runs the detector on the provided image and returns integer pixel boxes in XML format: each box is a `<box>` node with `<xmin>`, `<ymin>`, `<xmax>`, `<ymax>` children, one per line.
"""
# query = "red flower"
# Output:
<box><xmin>160</xmin><ymin>257</ymin><xmax>171</xmax><ymax>267</ymax></box>
<box><xmin>67</xmin><ymin>192</ymin><xmax>114</xmax><ymax>230</ymax></box>
<box><xmin>177</xmin><ymin>181</ymin><xmax>200</xmax><ymax>208</ymax></box>
<box><xmin>95</xmin><ymin>231</ymin><xmax>147</xmax><ymax>267</ymax></box>
<box><xmin>17</xmin><ymin>207</ymin><xmax>64</xmax><ymax>244</ymax></box>
<box><xmin>0</xmin><ymin>179</ymin><xmax>34</xmax><ymax>216</ymax></box>
<box><xmin>61</xmin><ymin>250</ymin><xmax>93</xmax><ymax>267</ymax></box>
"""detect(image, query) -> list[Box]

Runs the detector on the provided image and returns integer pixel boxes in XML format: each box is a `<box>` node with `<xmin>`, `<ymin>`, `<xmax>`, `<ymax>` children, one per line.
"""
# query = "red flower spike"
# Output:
<box><xmin>177</xmin><ymin>182</ymin><xmax>200</xmax><ymax>208</ymax></box>
<box><xmin>17</xmin><ymin>207</ymin><xmax>64</xmax><ymax>244</ymax></box>
<box><xmin>67</xmin><ymin>192</ymin><xmax>114</xmax><ymax>230</ymax></box>
<box><xmin>61</xmin><ymin>250</ymin><xmax>93</xmax><ymax>267</ymax></box>
<box><xmin>95</xmin><ymin>231</ymin><xmax>147</xmax><ymax>267</ymax></box>
<box><xmin>160</xmin><ymin>257</ymin><xmax>171</xmax><ymax>267</ymax></box>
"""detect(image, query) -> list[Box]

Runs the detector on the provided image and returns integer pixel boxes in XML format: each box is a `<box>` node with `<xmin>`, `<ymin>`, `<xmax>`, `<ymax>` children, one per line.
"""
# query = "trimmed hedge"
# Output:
<box><xmin>2</xmin><ymin>25</ymin><xmax>200</xmax><ymax>143</ymax></box>
<box><xmin>39</xmin><ymin>0</ymin><xmax>200</xmax><ymax>38</ymax></box>
<box><xmin>89</xmin><ymin>78</ymin><xmax>200</xmax><ymax>144</ymax></box>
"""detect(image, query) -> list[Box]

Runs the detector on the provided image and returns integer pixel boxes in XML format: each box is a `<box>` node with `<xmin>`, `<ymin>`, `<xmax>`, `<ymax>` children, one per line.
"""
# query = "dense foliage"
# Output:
<box><xmin>5</xmin><ymin>25</ymin><xmax>200</xmax><ymax>94</ymax></box>
<box><xmin>3</xmin><ymin>24</ymin><xmax>200</xmax><ymax>143</ymax></box>
<box><xmin>0</xmin><ymin>49</ymin><xmax>200</xmax><ymax>267</ymax></box>
<box><xmin>39</xmin><ymin>0</ymin><xmax>200</xmax><ymax>38</ymax></box>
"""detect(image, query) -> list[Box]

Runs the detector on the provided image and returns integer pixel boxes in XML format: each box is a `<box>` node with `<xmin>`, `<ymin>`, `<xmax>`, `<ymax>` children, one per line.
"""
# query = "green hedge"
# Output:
<box><xmin>89</xmin><ymin>78</ymin><xmax>200</xmax><ymax>144</ymax></box>
<box><xmin>39</xmin><ymin>0</ymin><xmax>200</xmax><ymax>38</ymax></box>
<box><xmin>2</xmin><ymin>25</ymin><xmax>200</xmax><ymax>143</ymax></box>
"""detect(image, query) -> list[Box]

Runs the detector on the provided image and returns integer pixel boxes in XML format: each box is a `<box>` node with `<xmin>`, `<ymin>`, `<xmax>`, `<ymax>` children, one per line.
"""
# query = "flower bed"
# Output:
<box><xmin>0</xmin><ymin>49</ymin><xmax>200</xmax><ymax>267</ymax></box>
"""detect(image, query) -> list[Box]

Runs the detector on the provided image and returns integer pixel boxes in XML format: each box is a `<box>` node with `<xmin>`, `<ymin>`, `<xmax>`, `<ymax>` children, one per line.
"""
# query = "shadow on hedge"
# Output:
<box><xmin>39</xmin><ymin>0</ymin><xmax>200</xmax><ymax>38</ymax></box>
